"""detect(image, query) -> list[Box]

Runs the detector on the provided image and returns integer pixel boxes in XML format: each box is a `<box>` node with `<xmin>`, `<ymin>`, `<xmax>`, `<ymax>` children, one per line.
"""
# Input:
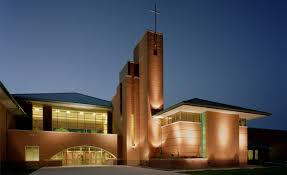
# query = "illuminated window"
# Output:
<box><xmin>161</xmin><ymin>112</ymin><xmax>201</xmax><ymax>126</ymax></box>
<box><xmin>51</xmin><ymin>146</ymin><xmax>116</xmax><ymax>165</ymax></box>
<box><xmin>239</xmin><ymin>118</ymin><xmax>247</xmax><ymax>126</ymax></box>
<box><xmin>32</xmin><ymin>105</ymin><xmax>43</xmax><ymax>131</ymax></box>
<box><xmin>255</xmin><ymin>150</ymin><xmax>259</xmax><ymax>160</ymax></box>
<box><xmin>25</xmin><ymin>146</ymin><xmax>39</xmax><ymax>161</ymax></box>
<box><xmin>248</xmin><ymin>150</ymin><xmax>253</xmax><ymax>160</ymax></box>
<box><xmin>52</xmin><ymin>108</ymin><xmax>108</xmax><ymax>134</ymax></box>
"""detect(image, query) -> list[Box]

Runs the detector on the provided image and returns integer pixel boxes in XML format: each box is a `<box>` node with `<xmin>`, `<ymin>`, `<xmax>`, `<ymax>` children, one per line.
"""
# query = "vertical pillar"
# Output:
<box><xmin>43</xmin><ymin>105</ymin><xmax>52</xmax><ymax>131</ymax></box>
<box><xmin>107</xmin><ymin>111</ymin><xmax>113</xmax><ymax>134</ymax></box>
<box><xmin>201</xmin><ymin>113</ymin><xmax>206</xmax><ymax>158</ymax></box>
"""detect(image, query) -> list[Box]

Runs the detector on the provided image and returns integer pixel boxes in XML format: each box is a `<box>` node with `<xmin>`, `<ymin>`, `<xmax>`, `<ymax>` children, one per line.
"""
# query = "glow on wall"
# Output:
<box><xmin>131</xmin><ymin>114</ymin><xmax>136</xmax><ymax>147</ymax></box>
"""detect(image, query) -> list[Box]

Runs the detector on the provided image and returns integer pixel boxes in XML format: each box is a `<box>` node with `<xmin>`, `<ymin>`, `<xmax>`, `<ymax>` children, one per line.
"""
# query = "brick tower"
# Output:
<box><xmin>112</xmin><ymin>31</ymin><xmax>164</xmax><ymax>165</ymax></box>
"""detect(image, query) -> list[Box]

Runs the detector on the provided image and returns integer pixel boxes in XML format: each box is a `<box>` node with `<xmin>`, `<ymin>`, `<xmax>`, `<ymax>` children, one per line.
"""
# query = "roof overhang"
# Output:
<box><xmin>30</xmin><ymin>100</ymin><xmax>112</xmax><ymax>111</ymax></box>
<box><xmin>0</xmin><ymin>82</ymin><xmax>25</xmax><ymax>115</ymax></box>
<box><xmin>153</xmin><ymin>104</ymin><xmax>269</xmax><ymax>120</ymax></box>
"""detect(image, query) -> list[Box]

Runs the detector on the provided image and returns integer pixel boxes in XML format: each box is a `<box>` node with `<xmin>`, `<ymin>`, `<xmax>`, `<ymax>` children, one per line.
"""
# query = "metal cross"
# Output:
<box><xmin>149</xmin><ymin>3</ymin><xmax>160</xmax><ymax>33</ymax></box>
<box><xmin>150</xmin><ymin>3</ymin><xmax>160</xmax><ymax>54</ymax></box>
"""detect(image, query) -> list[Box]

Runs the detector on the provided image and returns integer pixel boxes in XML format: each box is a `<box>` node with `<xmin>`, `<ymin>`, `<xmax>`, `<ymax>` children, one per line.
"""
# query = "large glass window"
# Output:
<box><xmin>32</xmin><ymin>105</ymin><xmax>43</xmax><ymax>131</ymax></box>
<box><xmin>51</xmin><ymin>146</ymin><xmax>116</xmax><ymax>165</ymax></box>
<box><xmin>25</xmin><ymin>146</ymin><xmax>39</xmax><ymax>161</ymax></box>
<box><xmin>161</xmin><ymin>112</ymin><xmax>201</xmax><ymax>126</ymax></box>
<box><xmin>52</xmin><ymin>108</ymin><xmax>108</xmax><ymax>134</ymax></box>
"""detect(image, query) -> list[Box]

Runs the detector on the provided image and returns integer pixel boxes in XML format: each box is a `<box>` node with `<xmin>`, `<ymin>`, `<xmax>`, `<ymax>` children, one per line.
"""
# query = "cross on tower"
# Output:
<box><xmin>150</xmin><ymin>3</ymin><xmax>160</xmax><ymax>33</ymax></box>
<box><xmin>149</xmin><ymin>3</ymin><xmax>160</xmax><ymax>55</ymax></box>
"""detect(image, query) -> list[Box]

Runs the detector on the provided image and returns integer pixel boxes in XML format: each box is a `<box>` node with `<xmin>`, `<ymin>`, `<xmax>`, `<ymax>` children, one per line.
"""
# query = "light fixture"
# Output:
<box><xmin>56</xmin><ymin>110</ymin><xmax>60</xmax><ymax>113</ymax></box>
<box><xmin>93</xmin><ymin>113</ymin><xmax>96</xmax><ymax>116</ymax></box>
<box><xmin>66</xmin><ymin>111</ymin><xmax>70</xmax><ymax>114</ymax></box>
<box><xmin>80</xmin><ymin>112</ymin><xmax>84</xmax><ymax>115</ymax></box>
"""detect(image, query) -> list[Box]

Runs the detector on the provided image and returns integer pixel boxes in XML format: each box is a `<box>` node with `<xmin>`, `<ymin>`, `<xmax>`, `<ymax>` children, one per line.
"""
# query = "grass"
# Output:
<box><xmin>179</xmin><ymin>166</ymin><xmax>287</xmax><ymax>175</ymax></box>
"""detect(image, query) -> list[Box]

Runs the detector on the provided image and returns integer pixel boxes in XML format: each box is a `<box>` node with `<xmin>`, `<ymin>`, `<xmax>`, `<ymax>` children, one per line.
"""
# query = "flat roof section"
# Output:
<box><xmin>153</xmin><ymin>98</ymin><xmax>271</xmax><ymax>120</ymax></box>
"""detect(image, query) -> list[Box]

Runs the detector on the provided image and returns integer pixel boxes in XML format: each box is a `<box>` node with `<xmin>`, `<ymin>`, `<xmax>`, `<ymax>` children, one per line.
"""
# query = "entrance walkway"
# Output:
<box><xmin>31</xmin><ymin>165</ymin><xmax>180</xmax><ymax>175</ymax></box>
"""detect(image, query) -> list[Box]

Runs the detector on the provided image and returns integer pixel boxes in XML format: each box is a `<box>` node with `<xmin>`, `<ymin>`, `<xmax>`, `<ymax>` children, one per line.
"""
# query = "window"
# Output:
<box><xmin>239</xmin><ymin>118</ymin><xmax>247</xmax><ymax>126</ymax></box>
<box><xmin>248</xmin><ymin>150</ymin><xmax>253</xmax><ymax>160</ymax></box>
<box><xmin>32</xmin><ymin>105</ymin><xmax>43</xmax><ymax>131</ymax></box>
<box><xmin>161</xmin><ymin>112</ymin><xmax>201</xmax><ymax>126</ymax></box>
<box><xmin>52</xmin><ymin>108</ymin><xmax>108</xmax><ymax>134</ymax></box>
<box><xmin>51</xmin><ymin>146</ymin><xmax>116</xmax><ymax>166</ymax></box>
<box><xmin>255</xmin><ymin>150</ymin><xmax>259</xmax><ymax>160</ymax></box>
<box><xmin>25</xmin><ymin>146</ymin><xmax>39</xmax><ymax>161</ymax></box>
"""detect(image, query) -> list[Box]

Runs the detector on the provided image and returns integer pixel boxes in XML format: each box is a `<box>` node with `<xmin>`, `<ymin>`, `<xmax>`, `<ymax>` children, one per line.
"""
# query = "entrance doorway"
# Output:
<box><xmin>51</xmin><ymin>146</ymin><xmax>116</xmax><ymax>166</ymax></box>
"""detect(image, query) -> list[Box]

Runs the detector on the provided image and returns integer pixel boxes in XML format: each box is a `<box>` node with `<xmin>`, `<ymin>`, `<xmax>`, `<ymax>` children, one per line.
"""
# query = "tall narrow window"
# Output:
<box><xmin>32</xmin><ymin>105</ymin><xmax>43</xmax><ymax>131</ymax></box>
<box><xmin>25</xmin><ymin>146</ymin><xmax>39</xmax><ymax>161</ymax></box>
<box><xmin>248</xmin><ymin>150</ymin><xmax>254</xmax><ymax>160</ymax></box>
<box><xmin>255</xmin><ymin>150</ymin><xmax>259</xmax><ymax>160</ymax></box>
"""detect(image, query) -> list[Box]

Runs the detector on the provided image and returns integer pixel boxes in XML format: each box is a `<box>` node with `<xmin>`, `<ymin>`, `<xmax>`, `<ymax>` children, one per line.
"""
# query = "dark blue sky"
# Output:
<box><xmin>0</xmin><ymin>0</ymin><xmax>286</xmax><ymax>130</ymax></box>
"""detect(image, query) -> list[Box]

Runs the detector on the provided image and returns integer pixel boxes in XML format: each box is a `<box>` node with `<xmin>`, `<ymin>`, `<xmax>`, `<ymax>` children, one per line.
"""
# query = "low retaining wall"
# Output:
<box><xmin>149</xmin><ymin>158</ymin><xmax>208</xmax><ymax>169</ymax></box>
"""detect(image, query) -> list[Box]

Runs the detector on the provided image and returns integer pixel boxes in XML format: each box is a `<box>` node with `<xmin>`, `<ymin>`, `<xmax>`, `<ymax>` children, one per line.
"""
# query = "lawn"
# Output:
<box><xmin>179</xmin><ymin>166</ymin><xmax>287</xmax><ymax>175</ymax></box>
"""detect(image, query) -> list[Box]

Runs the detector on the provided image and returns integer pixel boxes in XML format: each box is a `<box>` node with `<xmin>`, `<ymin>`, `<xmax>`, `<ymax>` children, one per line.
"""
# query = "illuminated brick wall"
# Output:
<box><xmin>239</xmin><ymin>126</ymin><xmax>248</xmax><ymax>164</ymax></box>
<box><xmin>113</xmin><ymin>31</ymin><xmax>164</xmax><ymax>165</ymax></box>
<box><xmin>205</xmin><ymin>111</ymin><xmax>240</xmax><ymax>166</ymax></box>
<box><xmin>161</xmin><ymin>121</ymin><xmax>202</xmax><ymax>158</ymax></box>
<box><xmin>112</xmin><ymin>62</ymin><xmax>141</xmax><ymax>165</ymax></box>
<box><xmin>134</xmin><ymin>31</ymin><xmax>164</xmax><ymax>161</ymax></box>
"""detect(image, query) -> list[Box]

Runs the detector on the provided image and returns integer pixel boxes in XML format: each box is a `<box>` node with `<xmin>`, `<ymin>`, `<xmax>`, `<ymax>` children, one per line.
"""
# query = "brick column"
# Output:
<box><xmin>43</xmin><ymin>105</ymin><xmax>52</xmax><ymax>131</ymax></box>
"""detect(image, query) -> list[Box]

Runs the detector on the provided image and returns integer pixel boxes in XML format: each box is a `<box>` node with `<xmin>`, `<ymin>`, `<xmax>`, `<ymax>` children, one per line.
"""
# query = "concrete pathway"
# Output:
<box><xmin>31</xmin><ymin>165</ymin><xmax>180</xmax><ymax>175</ymax></box>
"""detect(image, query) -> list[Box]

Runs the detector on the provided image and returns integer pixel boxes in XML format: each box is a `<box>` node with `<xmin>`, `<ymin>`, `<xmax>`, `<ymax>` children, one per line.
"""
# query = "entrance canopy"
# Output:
<box><xmin>153</xmin><ymin>98</ymin><xmax>271</xmax><ymax>120</ymax></box>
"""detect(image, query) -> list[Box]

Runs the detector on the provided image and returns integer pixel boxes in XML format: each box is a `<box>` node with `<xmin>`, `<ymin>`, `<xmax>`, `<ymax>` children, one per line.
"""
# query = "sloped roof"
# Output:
<box><xmin>154</xmin><ymin>98</ymin><xmax>271</xmax><ymax>118</ymax></box>
<box><xmin>0</xmin><ymin>81</ymin><xmax>25</xmax><ymax>115</ymax></box>
<box><xmin>183</xmin><ymin>98</ymin><xmax>271</xmax><ymax>116</ymax></box>
<box><xmin>13</xmin><ymin>92</ymin><xmax>112</xmax><ymax>108</ymax></box>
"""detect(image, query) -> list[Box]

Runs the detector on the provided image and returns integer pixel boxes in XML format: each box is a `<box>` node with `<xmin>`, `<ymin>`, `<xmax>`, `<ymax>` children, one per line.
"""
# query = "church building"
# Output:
<box><xmin>0</xmin><ymin>30</ymin><xmax>271</xmax><ymax>169</ymax></box>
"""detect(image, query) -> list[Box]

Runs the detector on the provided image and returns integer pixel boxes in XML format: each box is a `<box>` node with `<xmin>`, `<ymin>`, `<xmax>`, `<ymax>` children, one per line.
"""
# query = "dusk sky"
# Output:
<box><xmin>0</xmin><ymin>0</ymin><xmax>286</xmax><ymax>130</ymax></box>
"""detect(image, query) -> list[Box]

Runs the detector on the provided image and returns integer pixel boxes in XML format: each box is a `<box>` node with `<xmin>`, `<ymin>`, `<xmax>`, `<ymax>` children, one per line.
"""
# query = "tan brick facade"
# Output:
<box><xmin>161</xmin><ymin>122</ymin><xmax>202</xmax><ymax>157</ymax></box>
<box><xmin>112</xmin><ymin>31</ymin><xmax>164</xmax><ymax>165</ymax></box>
<box><xmin>7</xmin><ymin>129</ymin><xmax>118</xmax><ymax>162</ymax></box>
<box><xmin>205</xmin><ymin>111</ymin><xmax>240</xmax><ymax>166</ymax></box>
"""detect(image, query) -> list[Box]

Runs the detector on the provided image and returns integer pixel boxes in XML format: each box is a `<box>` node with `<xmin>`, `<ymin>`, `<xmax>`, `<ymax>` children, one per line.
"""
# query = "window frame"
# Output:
<box><xmin>25</xmin><ymin>146</ymin><xmax>40</xmax><ymax>161</ymax></box>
